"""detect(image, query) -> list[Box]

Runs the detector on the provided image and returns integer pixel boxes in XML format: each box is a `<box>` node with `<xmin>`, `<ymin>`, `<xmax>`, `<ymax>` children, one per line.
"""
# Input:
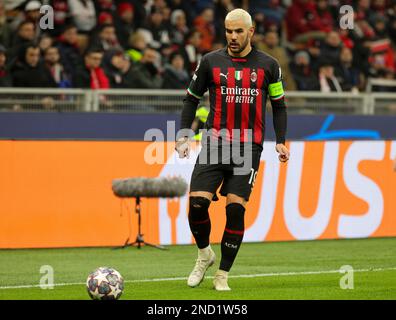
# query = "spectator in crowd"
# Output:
<box><xmin>68</xmin><ymin>0</ymin><xmax>97</xmax><ymax>33</ymax></box>
<box><xmin>89</xmin><ymin>23</ymin><xmax>123</xmax><ymax>52</ymax></box>
<box><xmin>97</xmin><ymin>11</ymin><xmax>114</xmax><ymax>26</ymax></box>
<box><xmin>125</xmin><ymin>30</ymin><xmax>147</xmax><ymax>63</ymax></box>
<box><xmin>249</xmin><ymin>0</ymin><xmax>286</xmax><ymax>30</ymax></box>
<box><xmin>0</xmin><ymin>1</ymin><xmax>11</xmax><ymax>48</ymax></box>
<box><xmin>319</xmin><ymin>31</ymin><xmax>344</xmax><ymax>65</ymax></box>
<box><xmin>23</xmin><ymin>0</ymin><xmax>43</xmax><ymax>39</ymax></box>
<box><xmin>103</xmin><ymin>49</ymin><xmax>127</xmax><ymax>88</ymax></box>
<box><xmin>193</xmin><ymin>7</ymin><xmax>215</xmax><ymax>53</ymax></box>
<box><xmin>128</xmin><ymin>47</ymin><xmax>163</xmax><ymax>89</ymax></box>
<box><xmin>49</xmin><ymin>0</ymin><xmax>70</xmax><ymax>36</ymax></box>
<box><xmin>387</xmin><ymin>1</ymin><xmax>396</xmax><ymax>44</ymax></box>
<box><xmin>140</xmin><ymin>6</ymin><xmax>171</xmax><ymax>50</ymax></box>
<box><xmin>115</xmin><ymin>2</ymin><xmax>136</xmax><ymax>49</ymax></box>
<box><xmin>318</xmin><ymin>59</ymin><xmax>343</xmax><ymax>92</ymax></box>
<box><xmin>368</xmin><ymin>50</ymin><xmax>394</xmax><ymax>78</ymax></box>
<box><xmin>252</xmin><ymin>12</ymin><xmax>267</xmax><ymax>36</ymax></box>
<box><xmin>9</xmin><ymin>1</ymin><xmax>42</xmax><ymax>35</ymax></box>
<box><xmin>180</xmin><ymin>29</ymin><xmax>203</xmax><ymax>76</ymax></box>
<box><xmin>290</xmin><ymin>50</ymin><xmax>318</xmax><ymax>91</ymax></box>
<box><xmin>0</xmin><ymin>45</ymin><xmax>12</xmax><ymax>87</ymax></box>
<box><xmin>106</xmin><ymin>50</ymin><xmax>137</xmax><ymax>89</ymax></box>
<box><xmin>11</xmin><ymin>43</ymin><xmax>57</xmax><ymax>88</ymax></box>
<box><xmin>335</xmin><ymin>47</ymin><xmax>360</xmax><ymax>92</ymax></box>
<box><xmin>354</xmin><ymin>0</ymin><xmax>371</xmax><ymax>21</ymax></box>
<box><xmin>315</xmin><ymin>0</ymin><xmax>335</xmax><ymax>32</ymax></box>
<box><xmin>285</xmin><ymin>0</ymin><xmax>326</xmax><ymax>43</ymax></box>
<box><xmin>257</xmin><ymin>31</ymin><xmax>297</xmax><ymax>90</ymax></box>
<box><xmin>56</xmin><ymin>24</ymin><xmax>83</xmax><ymax>76</ymax></box>
<box><xmin>7</xmin><ymin>21</ymin><xmax>37</xmax><ymax>64</ymax></box>
<box><xmin>94</xmin><ymin>0</ymin><xmax>116</xmax><ymax>15</ymax></box>
<box><xmin>39</xmin><ymin>34</ymin><xmax>54</xmax><ymax>54</ymax></box>
<box><xmin>44</xmin><ymin>46</ymin><xmax>71</xmax><ymax>88</ymax></box>
<box><xmin>166</xmin><ymin>0</ymin><xmax>195</xmax><ymax>26</ymax></box>
<box><xmin>370</xmin><ymin>15</ymin><xmax>389</xmax><ymax>40</ymax></box>
<box><xmin>214</xmin><ymin>0</ymin><xmax>236</xmax><ymax>41</ymax></box>
<box><xmin>72</xmin><ymin>47</ymin><xmax>109</xmax><ymax>89</ymax></box>
<box><xmin>170</xmin><ymin>9</ymin><xmax>189</xmax><ymax>45</ymax></box>
<box><xmin>162</xmin><ymin>51</ymin><xmax>189</xmax><ymax>89</ymax></box>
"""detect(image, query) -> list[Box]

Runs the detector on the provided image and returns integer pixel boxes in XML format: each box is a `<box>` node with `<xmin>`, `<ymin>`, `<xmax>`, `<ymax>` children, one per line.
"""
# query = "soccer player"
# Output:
<box><xmin>175</xmin><ymin>8</ymin><xmax>290</xmax><ymax>291</ymax></box>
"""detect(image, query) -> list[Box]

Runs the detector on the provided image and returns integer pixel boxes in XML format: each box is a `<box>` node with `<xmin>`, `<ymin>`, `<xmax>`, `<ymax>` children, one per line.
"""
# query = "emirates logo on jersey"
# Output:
<box><xmin>221</xmin><ymin>86</ymin><xmax>259</xmax><ymax>104</ymax></box>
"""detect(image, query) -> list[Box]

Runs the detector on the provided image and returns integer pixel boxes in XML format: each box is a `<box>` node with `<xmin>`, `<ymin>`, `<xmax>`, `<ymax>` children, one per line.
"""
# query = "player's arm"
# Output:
<box><xmin>268</xmin><ymin>62</ymin><xmax>289</xmax><ymax>162</ymax></box>
<box><xmin>176</xmin><ymin>57</ymin><xmax>209</xmax><ymax>158</ymax></box>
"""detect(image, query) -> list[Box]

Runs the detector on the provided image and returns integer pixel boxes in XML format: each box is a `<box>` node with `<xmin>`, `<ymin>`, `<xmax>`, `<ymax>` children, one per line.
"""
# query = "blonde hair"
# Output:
<box><xmin>225</xmin><ymin>9</ymin><xmax>252</xmax><ymax>27</ymax></box>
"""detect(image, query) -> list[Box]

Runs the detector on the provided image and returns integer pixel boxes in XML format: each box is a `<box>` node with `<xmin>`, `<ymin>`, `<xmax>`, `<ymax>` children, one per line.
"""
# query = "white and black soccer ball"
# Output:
<box><xmin>86</xmin><ymin>267</ymin><xmax>124</xmax><ymax>300</ymax></box>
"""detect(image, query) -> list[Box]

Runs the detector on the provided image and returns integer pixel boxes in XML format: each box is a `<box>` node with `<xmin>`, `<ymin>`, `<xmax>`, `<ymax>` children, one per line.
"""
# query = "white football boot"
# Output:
<box><xmin>187</xmin><ymin>246</ymin><xmax>216</xmax><ymax>287</ymax></box>
<box><xmin>213</xmin><ymin>269</ymin><xmax>231</xmax><ymax>291</ymax></box>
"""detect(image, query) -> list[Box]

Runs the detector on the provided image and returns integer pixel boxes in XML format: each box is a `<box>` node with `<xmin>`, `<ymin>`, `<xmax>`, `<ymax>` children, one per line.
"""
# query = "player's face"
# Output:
<box><xmin>225</xmin><ymin>19</ymin><xmax>254</xmax><ymax>55</ymax></box>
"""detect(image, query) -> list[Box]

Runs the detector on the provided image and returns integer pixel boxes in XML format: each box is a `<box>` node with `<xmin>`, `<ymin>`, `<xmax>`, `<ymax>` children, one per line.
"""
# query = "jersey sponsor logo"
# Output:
<box><xmin>221</xmin><ymin>86</ymin><xmax>259</xmax><ymax>104</ymax></box>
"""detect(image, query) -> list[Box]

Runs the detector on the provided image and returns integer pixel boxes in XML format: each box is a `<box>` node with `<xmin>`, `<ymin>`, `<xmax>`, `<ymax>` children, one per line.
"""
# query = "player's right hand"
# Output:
<box><xmin>175</xmin><ymin>137</ymin><xmax>190</xmax><ymax>158</ymax></box>
<box><xmin>276</xmin><ymin>143</ymin><xmax>290</xmax><ymax>163</ymax></box>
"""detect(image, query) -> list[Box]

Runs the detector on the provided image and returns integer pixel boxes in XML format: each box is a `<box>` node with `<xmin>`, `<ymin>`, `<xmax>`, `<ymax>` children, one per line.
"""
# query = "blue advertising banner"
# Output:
<box><xmin>0</xmin><ymin>113</ymin><xmax>394</xmax><ymax>140</ymax></box>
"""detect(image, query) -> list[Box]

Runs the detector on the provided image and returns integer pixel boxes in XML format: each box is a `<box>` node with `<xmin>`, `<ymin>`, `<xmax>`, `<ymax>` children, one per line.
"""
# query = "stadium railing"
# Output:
<box><xmin>0</xmin><ymin>88</ymin><xmax>395</xmax><ymax>114</ymax></box>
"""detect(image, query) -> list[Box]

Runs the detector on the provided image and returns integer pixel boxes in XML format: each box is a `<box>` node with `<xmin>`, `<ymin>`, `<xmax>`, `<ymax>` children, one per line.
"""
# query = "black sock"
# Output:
<box><xmin>220</xmin><ymin>203</ymin><xmax>245</xmax><ymax>272</ymax></box>
<box><xmin>188</xmin><ymin>196</ymin><xmax>211</xmax><ymax>249</ymax></box>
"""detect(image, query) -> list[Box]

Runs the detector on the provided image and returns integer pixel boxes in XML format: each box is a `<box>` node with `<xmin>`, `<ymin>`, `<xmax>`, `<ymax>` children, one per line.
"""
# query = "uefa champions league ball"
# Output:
<box><xmin>86</xmin><ymin>267</ymin><xmax>124</xmax><ymax>300</ymax></box>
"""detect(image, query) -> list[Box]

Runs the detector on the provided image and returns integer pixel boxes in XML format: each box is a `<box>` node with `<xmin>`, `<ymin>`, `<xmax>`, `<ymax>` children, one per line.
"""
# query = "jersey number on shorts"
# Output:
<box><xmin>248</xmin><ymin>168</ymin><xmax>258</xmax><ymax>186</ymax></box>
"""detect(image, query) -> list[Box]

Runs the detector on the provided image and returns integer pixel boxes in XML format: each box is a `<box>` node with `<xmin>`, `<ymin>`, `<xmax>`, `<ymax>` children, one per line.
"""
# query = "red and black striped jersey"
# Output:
<box><xmin>185</xmin><ymin>47</ymin><xmax>285</xmax><ymax>146</ymax></box>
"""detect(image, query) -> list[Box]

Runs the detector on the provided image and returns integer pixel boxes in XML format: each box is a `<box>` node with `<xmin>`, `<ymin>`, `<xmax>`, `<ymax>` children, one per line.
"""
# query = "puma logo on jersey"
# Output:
<box><xmin>220</xmin><ymin>72</ymin><xmax>228</xmax><ymax>80</ymax></box>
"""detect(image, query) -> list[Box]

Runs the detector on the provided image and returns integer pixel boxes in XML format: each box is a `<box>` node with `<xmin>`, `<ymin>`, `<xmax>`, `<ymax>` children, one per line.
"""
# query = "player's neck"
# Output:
<box><xmin>227</xmin><ymin>44</ymin><xmax>252</xmax><ymax>58</ymax></box>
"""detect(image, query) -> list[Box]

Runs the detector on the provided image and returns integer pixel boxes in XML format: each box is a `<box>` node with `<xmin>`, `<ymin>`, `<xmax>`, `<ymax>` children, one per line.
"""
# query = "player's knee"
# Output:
<box><xmin>225</xmin><ymin>203</ymin><xmax>245</xmax><ymax>231</ymax></box>
<box><xmin>189</xmin><ymin>196</ymin><xmax>211</xmax><ymax>221</ymax></box>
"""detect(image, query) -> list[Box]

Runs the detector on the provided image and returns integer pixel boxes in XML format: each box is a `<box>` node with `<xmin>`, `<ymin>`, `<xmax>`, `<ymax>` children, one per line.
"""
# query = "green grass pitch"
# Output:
<box><xmin>0</xmin><ymin>237</ymin><xmax>395</xmax><ymax>300</ymax></box>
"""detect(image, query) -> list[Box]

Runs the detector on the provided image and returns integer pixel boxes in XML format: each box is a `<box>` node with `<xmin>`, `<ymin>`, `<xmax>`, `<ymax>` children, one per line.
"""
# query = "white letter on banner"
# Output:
<box><xmin>244</xmin><ymin>142</ymin><xmax>280</xmax><ymax>241</ymax></box>
<box><xmin>338</xmin><ymin>141</ymin><xmax>385</xmax><ymax>238</ymax></box>
<box><xmin>158</xmin><ymin>147</ymin><xmax>200</xmax><ymax>244</ymax></box>
<box><xmin>284</xmin><ymin>141</ymin><xmax>339</xmax><ymax>240</ymax></box>
<box><xmin>391</xmin><ymin>140</ymin><xmax>396</xmax><ymax>161</ymax></box>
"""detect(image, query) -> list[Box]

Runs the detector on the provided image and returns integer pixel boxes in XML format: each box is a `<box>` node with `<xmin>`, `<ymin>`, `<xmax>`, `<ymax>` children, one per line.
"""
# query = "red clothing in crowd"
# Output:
<box><xmin>193</xmin><ymin>16</ymin><xmax>215</xmax><ymax>52</ymax></box>
<box><xmin>285</xmin><ymin>0</ymin><xmax>327</xmax><ymax>41</ymax></box>
<box><xmin>90</xmin><ymin>67</ymin><xmax>109</xmax><ymax>90</ymax></box>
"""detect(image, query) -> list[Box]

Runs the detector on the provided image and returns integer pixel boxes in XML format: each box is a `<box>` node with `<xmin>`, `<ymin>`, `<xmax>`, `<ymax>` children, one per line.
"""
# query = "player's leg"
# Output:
<box><xmin>212</xmin><ymin>193</ymin><xmax>246</xmax><ymax>291</ymax></box>
<box><xmin>187</xmin><ymin>164</ymin><xmax>224</xmax><ymax>287</ymax></box>
<box><xmin>214</xmin><ymin>148</ymin><xmax>261</xmax><ymax>291</ymax></box>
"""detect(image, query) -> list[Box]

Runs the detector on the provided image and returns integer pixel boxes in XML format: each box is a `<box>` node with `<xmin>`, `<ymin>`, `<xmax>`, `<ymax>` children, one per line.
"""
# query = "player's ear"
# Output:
<box><xmin>248</xmin><ymin>26</ymin><xmax>255</xmax><ymax>37</ymax></box>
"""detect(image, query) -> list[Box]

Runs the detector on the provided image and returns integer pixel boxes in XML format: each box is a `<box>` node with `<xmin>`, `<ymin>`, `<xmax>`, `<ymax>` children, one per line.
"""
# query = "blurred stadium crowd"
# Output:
<box><xmin>0</xmin><ymin>0</ymin><xmax>395</xmax><ymax>92</ymax></box>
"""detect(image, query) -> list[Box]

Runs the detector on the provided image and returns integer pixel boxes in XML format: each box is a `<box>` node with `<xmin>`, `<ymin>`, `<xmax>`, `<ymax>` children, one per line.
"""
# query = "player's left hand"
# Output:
<box><xmin>175</xmin><ymin>137</ymin><xmax>190</xmax><ymax>158</ymax></box>
<box><xmin>276</xmin><ymin>143</ymin><xmax>290</xmax><ymax>163</ymax></box>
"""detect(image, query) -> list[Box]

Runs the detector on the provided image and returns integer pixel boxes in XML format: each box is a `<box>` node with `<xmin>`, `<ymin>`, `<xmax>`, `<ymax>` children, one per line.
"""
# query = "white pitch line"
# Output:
<box><xmin>1</xmin><ymin>266</ymin><xmax>395</xmax><ymax>290</ymax></box>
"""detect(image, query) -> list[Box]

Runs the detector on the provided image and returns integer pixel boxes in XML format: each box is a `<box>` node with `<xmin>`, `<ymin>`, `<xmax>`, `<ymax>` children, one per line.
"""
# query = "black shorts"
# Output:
<box><xmin>190</xmin><ymin>144</ymin><xmax>262</xmax><ymax>201</ymax></box>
